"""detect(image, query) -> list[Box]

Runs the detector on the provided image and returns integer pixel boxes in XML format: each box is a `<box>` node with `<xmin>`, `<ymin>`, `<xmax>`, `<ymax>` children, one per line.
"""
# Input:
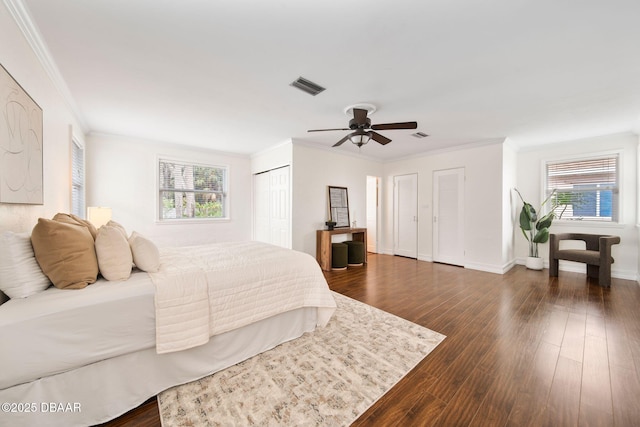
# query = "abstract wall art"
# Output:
<box><xmin>0</xmin><ymin>64</ymin><xmax>43</xmax><ymax>204</ymax></box>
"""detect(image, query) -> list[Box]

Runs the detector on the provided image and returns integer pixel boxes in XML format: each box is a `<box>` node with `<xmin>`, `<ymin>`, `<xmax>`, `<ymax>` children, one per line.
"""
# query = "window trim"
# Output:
<box><xmin>156</xmin><ymin>156</ymin><xmax>231</xmax><ymax>223</ymax></box>
<box><xmin>70</xmin><ymin>138</ymin><xmax>85</xmax><ymax>219</ymax></box>
<box><xmin>541</xmin><ymin>149</ymin><xmax>623</xmax><ymax>225</ymax></box>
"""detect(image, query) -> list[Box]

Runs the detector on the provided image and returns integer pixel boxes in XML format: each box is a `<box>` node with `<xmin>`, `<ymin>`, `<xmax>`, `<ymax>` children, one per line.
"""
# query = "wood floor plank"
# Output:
<box><xmin>610</xmin><ymin>364</ymin><xmax>640</xmax><ymax>426</ymax></box>
<box><xmin>542</xmin><ymin>356</ymin><xmax>583</xmax><ymax>427</ymax></box>
<box><xmin>560</xmin><ymin>312</ymin><xmax>587</xmax><ymax>363</ymax></box>
<box><xmin>505</xmin><ymin>341</ymin><xmax>561</xmax><ymax>427</ymax></box>
<box><xmin>100</xmin><ymin>254</ymin><xmax>640</xmax><ymax>427</ymax></box>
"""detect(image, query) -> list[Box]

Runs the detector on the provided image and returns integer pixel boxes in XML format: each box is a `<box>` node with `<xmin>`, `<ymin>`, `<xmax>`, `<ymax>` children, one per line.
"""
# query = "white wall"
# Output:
<box><xmin>86</xmin><ymin>133</ymin><xmax>252</xmax><ymax>247</ymax></box>
<box><xmin>290</xmin><ymin>142</ymin><xmax>383</xmax><ymax>257</ymax></box>
<box><xmin>382</xmin><ymin>140</ymin><xmax>509</xmax><ymax>273</ymax></box>
<box><xmin>503</xmin><ymin>140</ymin><xmax>518</xmax><ymax>269</ymax></box>
<box><xmin>515</xmin><ymin>132</ymin><xmax>638</xmax><ymax>279</ymax></box>
<box><xmin>0</xmin><ymin>4</ymin><xmax>86</xmax><ymax>233</ymax></box>
<box><xmin>250</xmin><ymin>140</ymin><xmax>292</xmax><ymax>174</ymax></box>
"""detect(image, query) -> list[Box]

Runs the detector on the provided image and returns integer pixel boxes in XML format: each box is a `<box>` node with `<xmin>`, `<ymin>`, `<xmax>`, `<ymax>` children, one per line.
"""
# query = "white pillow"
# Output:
<box><xmin>95</xmin><ymin>225</ymin><xmax>133</xmax><ymax>281</ymax></box>
<box><xmin>0</xmin><ymin>231</ymin><xmax>51</xmax><ymax>298</ymax></box>
<box><xmin>128</xmin><ymin>231</ymin><xmax>160</xmax><ymax>273</ymax></box>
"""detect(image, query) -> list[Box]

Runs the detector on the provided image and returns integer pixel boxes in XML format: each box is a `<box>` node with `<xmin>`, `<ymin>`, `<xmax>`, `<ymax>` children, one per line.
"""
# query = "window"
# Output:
<box><xmin>545</xmin><ymin>154</ymin><xmax>619</xmax><ymax>222</ymax></box>
<box><xmin>71</xmin><ymin>140</ymin><xmax>85</xmax><ymax>218</ymax></box>
<box><xmin>158</xmin><ymin>159</ymin><xmax>228</xmax><ymax>220</ymax></box>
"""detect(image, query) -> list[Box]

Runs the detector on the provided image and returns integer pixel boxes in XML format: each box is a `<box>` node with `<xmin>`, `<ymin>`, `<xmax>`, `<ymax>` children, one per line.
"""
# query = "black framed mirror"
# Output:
<box><xmin>328</xmin><ymin>186</ymin><xmax>350</xmax><ymax>228</ymax></box>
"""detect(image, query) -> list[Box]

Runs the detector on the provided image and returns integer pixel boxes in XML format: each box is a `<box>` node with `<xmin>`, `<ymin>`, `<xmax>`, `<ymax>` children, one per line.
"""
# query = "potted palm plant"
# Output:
<box><xmin>514</xmin><ymin>188</ymin><xmax>566</xmax><ymax>270</ymax></box>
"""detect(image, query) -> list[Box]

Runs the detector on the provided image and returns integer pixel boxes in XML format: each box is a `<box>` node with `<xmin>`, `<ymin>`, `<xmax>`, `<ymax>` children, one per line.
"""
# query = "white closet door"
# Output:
<box><xmin>253</xmin><ymin>166</ymin><xmax>291</xmax><ymax>249</ymax></box>
<box><xmin>269</xmin><ymin>166</ymin><xmax>291</xmax><ymax>248</ymax></box>
<box><xmin>393</xmin><ymin>173</ymin><xmax>418</xmax><ymax>258</ymax></box>
<box><xmin>253</xmin><ymin>171</ymin><xmax>271</xmax><ymax>244</ymax></box>
<box><xmin>433</xmin><ymin>168</ymin><xmax>465</xmax><ymax>266</ymax></box>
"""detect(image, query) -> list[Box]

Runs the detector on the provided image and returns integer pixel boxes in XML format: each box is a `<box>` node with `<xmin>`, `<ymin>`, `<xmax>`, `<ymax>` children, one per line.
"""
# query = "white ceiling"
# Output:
<box><xmin>18</xmin><ymin>0</ymin><xmax>640</xmax><ymax>161</ymax></box>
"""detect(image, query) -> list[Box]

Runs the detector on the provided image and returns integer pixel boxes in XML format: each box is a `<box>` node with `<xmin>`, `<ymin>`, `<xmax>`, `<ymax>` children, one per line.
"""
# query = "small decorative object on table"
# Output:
<box><xmin>325</xmin><ymin>221</ymin><xmax>336</xmax><ymax>231</ymax></box>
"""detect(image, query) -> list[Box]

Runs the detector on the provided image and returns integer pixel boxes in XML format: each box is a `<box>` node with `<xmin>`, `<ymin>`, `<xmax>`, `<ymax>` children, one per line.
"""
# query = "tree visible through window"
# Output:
<box><xmin>159</xmin><ymin>159</ymin><xmax>227</xmax><ymax>220</ymax></box>
<box><xmin>545</xmin><ymin>154</ymin><xmax>619</xmax><ymax>222</ymax></box>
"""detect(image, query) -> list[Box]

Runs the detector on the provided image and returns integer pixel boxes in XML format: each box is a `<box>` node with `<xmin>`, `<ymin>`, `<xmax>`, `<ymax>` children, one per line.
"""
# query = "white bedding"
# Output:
<box><xmin>152</xmin><ymin>241</ymin><xmax>337</xmax><ymax>353</ymax></box>
<box><xmin>0</xmin><ymin>241</ymin><xmax>336</xmax><ymax>393</ymax></box>
<box><xmin>0</xmin><ymin>270</ymin><xmax>155</xmax><ymax>390</ymax></box>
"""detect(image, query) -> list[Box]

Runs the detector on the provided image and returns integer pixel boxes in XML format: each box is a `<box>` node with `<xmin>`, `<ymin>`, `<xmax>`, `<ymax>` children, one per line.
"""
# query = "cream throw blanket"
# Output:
<box><xmin>150</xmin><ymin>241</ymin><xmax>336</xmax><ymax>354</ymax></box>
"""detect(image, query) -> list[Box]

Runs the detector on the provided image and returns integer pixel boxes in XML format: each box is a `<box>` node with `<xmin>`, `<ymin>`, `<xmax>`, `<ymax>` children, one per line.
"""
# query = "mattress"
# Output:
<box><xmin>0</xmin><ymin>270</ymin><xmax>156</xmax><ymax>389</ymax></box>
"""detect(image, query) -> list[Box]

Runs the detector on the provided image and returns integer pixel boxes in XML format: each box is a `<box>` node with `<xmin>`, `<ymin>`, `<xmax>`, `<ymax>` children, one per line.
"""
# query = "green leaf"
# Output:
<box><xmin>528</xmin><ymin>205</ymin><xmax>538</xmax><ymax>223</ymax></box>
<box><xmin>519</xmin><ymin>204</ymin><xmax>536</xmax><ymax>230</ymax></box>
<box><xmin>536</xmin><ymin>212</ymin><xmax>554</xmax><ymax>230</ymax></box>
<box><xmin>533</xmin><ymin>228</ymin><xmax>549</xmax><ymax>244</ymax></box>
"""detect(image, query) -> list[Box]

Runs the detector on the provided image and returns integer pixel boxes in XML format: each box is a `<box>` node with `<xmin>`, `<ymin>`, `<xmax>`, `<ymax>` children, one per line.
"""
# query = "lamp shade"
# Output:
<box><xmin>349</xmin><ymin>132</ymin><xmax>371</xmax><ymax>147</ymax></box>
<box><xmin>87</xmin><ymin>207</ymin><xmax>112</xmax><ymax>228</ymax></box>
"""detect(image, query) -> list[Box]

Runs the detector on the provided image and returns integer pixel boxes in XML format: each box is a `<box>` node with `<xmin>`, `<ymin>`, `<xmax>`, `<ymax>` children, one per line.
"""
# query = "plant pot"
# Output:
<box><xmin>525</xmin><ymin>256</ymin><xmax>544</xmax><ymax>270</ymax></box>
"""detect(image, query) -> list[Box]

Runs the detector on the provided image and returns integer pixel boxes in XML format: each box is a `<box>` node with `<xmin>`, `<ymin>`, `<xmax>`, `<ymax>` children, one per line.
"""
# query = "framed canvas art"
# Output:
<box><xmin>0</xmin><ymin>64</ymin><xmax>43</xmax><ymax>204</ymax></box>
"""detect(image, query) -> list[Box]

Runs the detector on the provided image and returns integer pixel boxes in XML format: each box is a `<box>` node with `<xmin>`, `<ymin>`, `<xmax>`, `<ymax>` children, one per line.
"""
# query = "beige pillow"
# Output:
<box><xmin>31</xmin><ymin>218</ymin><xmax>98</xmax><ymax>289</ymax></box>
<box><xmin>95</xmin><ymin>225</ymin><xmax>133</xmax><ymax>281</ymax></box>
<box><xmin>106</xmin><ymin>220</ymin><xmax>127</xmax><ymax>238</ymax></box>
<box><xmin>53</xmin><ymin>212</ymin><xmax>98</xmax><ymax>240</ymax></box>
<box><xmin>128</xmin><ymin>231</ymin><xmax>160</xmax><ymax>273</ymax></box>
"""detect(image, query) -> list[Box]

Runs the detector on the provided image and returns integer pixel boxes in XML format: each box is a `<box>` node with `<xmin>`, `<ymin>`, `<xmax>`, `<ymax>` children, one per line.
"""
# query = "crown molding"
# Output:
<box><xmin>4</xmin><ymin>0</ymin><xmax>88</xmax><ymax>132</ymax></box>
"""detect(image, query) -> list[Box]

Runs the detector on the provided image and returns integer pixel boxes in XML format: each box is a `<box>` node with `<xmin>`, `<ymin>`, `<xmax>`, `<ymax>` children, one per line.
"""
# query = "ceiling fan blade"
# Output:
<box><xmin>369</xmin><ymin>131</ymin><xmax>392</xmax><ymax>145</ymax></box>
<box><xmin>353</xmin><ymin>108</ymin><xmax>368</xmax><ymax>125</ymax></box>
<box><xmin>332</xmin><ymin>133</ymin><xmax>353</xmax><ymax>147</ymax></box>
<box><xmin>308</xmin><ymin>128</ymin><xmax>350</xmax><ymax>132</ymax></box>
<box><xmin>371</xmin><ymin>121</ymin><xmax>418</xmax><ymax>130</ymax></box>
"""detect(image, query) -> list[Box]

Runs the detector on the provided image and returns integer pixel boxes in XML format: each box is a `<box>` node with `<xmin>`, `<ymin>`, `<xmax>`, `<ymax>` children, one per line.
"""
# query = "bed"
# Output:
<box><xmin>0</xmin><ymin>224</ymin><xmax>336</xmax><ymax>427</ymax></box>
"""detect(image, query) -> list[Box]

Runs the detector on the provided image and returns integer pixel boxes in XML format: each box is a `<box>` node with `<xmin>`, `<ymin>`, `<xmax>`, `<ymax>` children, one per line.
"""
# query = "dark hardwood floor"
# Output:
<box><xmin>101</xmin><ymin>254</ymin><xmax>640</xmax><ymax>426</ymax></box>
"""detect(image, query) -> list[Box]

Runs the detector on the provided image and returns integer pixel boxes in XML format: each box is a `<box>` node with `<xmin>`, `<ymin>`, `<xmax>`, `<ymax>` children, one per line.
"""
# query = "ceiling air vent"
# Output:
<box><xmin>290</xmin><ymin>77</ymin><xmax>326</xmax><ymax>96</ymax></box>
<box><xmin>412</xmin><ymin>132</ymin><xmax>429</xmax><ymax>138</ymax></box>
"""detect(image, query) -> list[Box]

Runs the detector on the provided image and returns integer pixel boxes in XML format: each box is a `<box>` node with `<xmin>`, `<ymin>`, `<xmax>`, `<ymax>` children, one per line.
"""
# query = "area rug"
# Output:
<box><xmin>158</xmin><ymin>292</ymin><xmax>446</xmax><ymax>426</ymax></box>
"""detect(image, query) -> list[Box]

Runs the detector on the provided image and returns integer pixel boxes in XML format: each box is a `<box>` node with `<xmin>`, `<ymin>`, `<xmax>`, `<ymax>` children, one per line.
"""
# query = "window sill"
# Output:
<box><xmin>553</xmin><ymin>219</ymin><xmax>624</xmax><ymax>229</ymax></box>
<box><xmin>155</xmin><ymin>218</ymin><xmax>231</xmax><ymax>225</ymax></box>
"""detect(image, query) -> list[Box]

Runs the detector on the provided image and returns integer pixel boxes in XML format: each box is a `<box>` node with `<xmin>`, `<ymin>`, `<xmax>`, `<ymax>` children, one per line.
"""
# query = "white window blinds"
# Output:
<box><xmin>158</xmin><ymin>159</ymin><xmax>228</xmax><ymax>220</ymax></box>
<box><xmin>545</xmin><ymin>154</ymin><xmax>619</xmax><ymax>222</ymax></box>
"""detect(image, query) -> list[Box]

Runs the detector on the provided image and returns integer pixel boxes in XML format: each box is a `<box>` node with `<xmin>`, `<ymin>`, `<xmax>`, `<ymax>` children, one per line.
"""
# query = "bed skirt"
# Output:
<box><xmin>0</xmin><ymin>307</ymin><xmax>317</xmax><ymax>427</ymax></box>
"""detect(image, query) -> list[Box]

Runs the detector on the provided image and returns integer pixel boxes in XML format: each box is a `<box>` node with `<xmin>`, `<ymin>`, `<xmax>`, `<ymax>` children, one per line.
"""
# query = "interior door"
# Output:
<box><xmin>253</xmin><ymin>166</ymin><xmax>291</xmax><ymax>249</ymax></box>
<box><xmin>433</xmin><ymin>168</ymin><xmax>465</xmax><ymax>266</ymax></box>
<box><xmin>269</xmin><ymin>166</ymin><xmax>291</xmax><ymax>248</ymax></box>
<box><xmin>366</xmin><ymin>176</ymin><xmax>379</xmax><ymax>253</ymax></box>
<box><xmin>393</xmin><ymin>173</ymin><xmax>418</xmax><ymax>258</ymax></box>
<box><xmin>253</xmin><ymin>171</ymin><xmax>270</xmax><ymax>243</ymax></box>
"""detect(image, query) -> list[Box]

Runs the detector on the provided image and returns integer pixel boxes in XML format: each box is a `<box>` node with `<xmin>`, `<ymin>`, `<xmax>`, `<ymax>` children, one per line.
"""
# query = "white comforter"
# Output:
<box><xmin>150</xmin><ymin>241</ymin><xmax>336</xmax><ymax>354</ymax></box>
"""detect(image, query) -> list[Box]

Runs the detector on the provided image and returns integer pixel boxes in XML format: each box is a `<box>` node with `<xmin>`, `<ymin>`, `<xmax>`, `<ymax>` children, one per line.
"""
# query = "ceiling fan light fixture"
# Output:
<box><xmin>350</xmin><ymin>132</ymin><xmax>371</xmax><ymax>147</ymax></box>
<box><xmin>344</xmin><ymin>103</ymin><xmax>377</xmax><ymax>117</ymax></box>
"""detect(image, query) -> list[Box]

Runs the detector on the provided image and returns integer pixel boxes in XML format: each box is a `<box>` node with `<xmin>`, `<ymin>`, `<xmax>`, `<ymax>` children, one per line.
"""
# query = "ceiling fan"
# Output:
<box><xmin>308</xmin><ymin>105</ymin><xmax>418</xmax><ymax>147</ymax></box>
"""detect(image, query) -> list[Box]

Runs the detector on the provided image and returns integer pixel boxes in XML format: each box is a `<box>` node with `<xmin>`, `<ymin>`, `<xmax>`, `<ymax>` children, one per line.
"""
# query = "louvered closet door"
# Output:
<box><xmin>253</xmin><ymin>166</ymin><xmax>291</xmax><ymax>249</ymax></box>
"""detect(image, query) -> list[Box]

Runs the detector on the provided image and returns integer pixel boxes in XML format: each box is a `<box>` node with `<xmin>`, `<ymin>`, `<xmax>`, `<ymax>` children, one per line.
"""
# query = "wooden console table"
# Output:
<box><xmin>316</xmin><ymin>228</ymin><xmax>367</xmax><ymax>271</ymax></box>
